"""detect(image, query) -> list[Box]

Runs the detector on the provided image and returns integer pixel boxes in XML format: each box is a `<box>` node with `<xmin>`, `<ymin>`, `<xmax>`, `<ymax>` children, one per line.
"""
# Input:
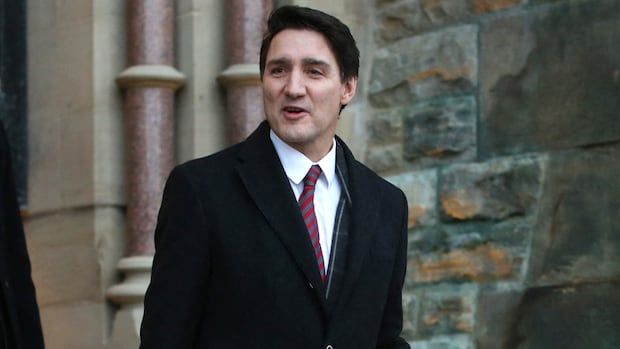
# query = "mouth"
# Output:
<box><xmin>282</xmin><ymin>106</ymin><xmax>309</xmax><ymax>119</ymax></box>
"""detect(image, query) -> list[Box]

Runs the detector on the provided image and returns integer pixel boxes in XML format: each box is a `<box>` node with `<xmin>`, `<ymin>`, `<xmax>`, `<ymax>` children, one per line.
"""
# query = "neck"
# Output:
<box><xmin>291</xmin><ymin>140</ymin><xmax>333</xmax><ymax>163</ymax></box>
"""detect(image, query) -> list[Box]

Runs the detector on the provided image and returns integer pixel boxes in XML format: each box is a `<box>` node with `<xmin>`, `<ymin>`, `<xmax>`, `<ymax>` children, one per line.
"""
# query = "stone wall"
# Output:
<box><xmin>368</xmin><ymin>0</ymin><xmax>620</xmax><ymax>347</ymax></box>
<box><xmin>25</xmin><ymin>1</ymin><xmax>126</xmax><ymax>348</ymax></box>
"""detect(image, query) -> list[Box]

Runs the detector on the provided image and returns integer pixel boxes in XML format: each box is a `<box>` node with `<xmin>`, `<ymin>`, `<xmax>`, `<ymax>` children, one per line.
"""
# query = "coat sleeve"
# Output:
<box><xmin>376</xmin><ymin>191</ymin><xmax>410</xmax><ymax>349</ymax></box>
<box><xmin>0</xmin><ymin>126</ymin><xmax>45</xmax><ymax>349</ymax></box>
<box><xmin>139</xmin><ymin>165</ymin><xmax>211</xmax><ymax>349</ymax></box>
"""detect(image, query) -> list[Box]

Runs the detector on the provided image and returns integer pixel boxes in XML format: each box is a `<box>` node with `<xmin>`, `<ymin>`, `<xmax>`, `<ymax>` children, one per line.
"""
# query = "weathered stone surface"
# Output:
<box><xmin>408</xmin><ymin>284</ymin><xmax>478</xmax><ymax>338</ymax></box>
<box><xmin>376</xmin><ymin>0</ymin><xmax>522</xmax><ymax>44</ymax></box>
<box><xmin>408</xmin><ymin>244</ymin><xmax>517</xmax><ymax>284</ymax></box>
<box><xmin>439</xmin><ymin>156</ymin><xmax>544</xmax><ymax>221</ymax></box>
<box><xmin>408</xmin><ymin>218</ymin><xmax>532</xmax><ymax>284</ymax></box>
<box><xmin>365</xmin><ymin>143</ymin><xmax>403</xmax><ymax>173</ymax></box>
<box><xmin>474</xmin><ymin>286</ymin><xmax>524</xmax><ymax>349</ymax></box>
<box><xmin>479</xmin><ymin>0</ymin><xmax>620</xmax><ymax>157</ymax></box>
<box><xmin>386</xmin><ymin>169</ymin><xmax>438</xmax><ymax>229</ymax></box>
<box><xmin>367</xmin><ymin>108</ymin><xmax>404</xmax><ymax>144</ymax></box>
<box><xmin>505</xmin><ymin>282</ymin><xmax>620</xmax><ymax>348</ymax></box>
<box><xmin>403</xmin><ymin>96</ymin><xmax>476</xmax><ymax>167</ymax></box>
<box><xmin>409</xmin><ymin>334</ymin><xmax>474</xmax><ymax>349</ymax></box>
<box><xmin>369</xmin><ymin>25</ymin><xmax>478</xmax><ymax>107</ymax></box>
<box><xmin>526</xmin><ymin>146</ymin><xmax>620</xmax><ymax>286</ymax></box>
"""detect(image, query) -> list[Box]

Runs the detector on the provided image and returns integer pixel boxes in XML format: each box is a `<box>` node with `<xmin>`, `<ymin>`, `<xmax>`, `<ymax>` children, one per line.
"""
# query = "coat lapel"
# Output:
<box><xmin>336</xmin><ymin>139</ymin><xmax>382</xmax><ymax>308</ymax></box>
<box><xmin>235</xmin><ymin>122</ymin><xmax>328</xmax><ymax>306</ymax></box>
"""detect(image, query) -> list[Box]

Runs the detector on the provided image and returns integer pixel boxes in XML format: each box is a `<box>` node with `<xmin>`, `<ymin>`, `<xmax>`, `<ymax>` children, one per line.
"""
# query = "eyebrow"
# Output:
<box><xmin>265</xmin><ymin>57</ymin><xmax>332</xmax><ymax>71</ymax></box>
<box><xmin>266</xmin><ymin>58</ymin><xmax>291</xmax><ymax>67</ymax></box>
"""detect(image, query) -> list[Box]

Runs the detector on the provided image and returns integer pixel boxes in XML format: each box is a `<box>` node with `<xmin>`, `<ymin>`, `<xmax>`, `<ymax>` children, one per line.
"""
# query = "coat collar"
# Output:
<box><xmin>235</xmin><ymin>121</ymin><xmax>381</xmax><ymax>313</ymax></box>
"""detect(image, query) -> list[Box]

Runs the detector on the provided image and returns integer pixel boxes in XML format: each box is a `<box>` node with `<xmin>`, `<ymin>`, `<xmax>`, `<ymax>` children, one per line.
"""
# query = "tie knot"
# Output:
<box><xmin>303</xmin><ymin>165</ymin><xmax>322</xmax><ymax>187</ymax></box>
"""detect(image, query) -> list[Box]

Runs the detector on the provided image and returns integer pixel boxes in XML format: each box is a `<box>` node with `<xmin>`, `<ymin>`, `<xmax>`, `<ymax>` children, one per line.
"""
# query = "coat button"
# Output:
<box><xmin>308</xmin><ymin>282</ymin><xmax>314</xmax><ymax>289</ymax></box>
<box><xmin>326</xmin><ymin>345</ymin><xmax>333</xmax><ymax>349</ymax></box>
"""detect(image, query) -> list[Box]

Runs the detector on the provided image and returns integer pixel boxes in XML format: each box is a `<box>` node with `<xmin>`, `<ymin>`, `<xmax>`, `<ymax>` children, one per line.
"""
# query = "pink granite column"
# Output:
<box><xmin>121</xmin><ymin>0</ymin><xmax>182</xmax><ymax>256</ymax></box>
<box><xmin>220</xmin><ymin>0</ymin><xmax>272</xmax><ymax>143</ymax></box>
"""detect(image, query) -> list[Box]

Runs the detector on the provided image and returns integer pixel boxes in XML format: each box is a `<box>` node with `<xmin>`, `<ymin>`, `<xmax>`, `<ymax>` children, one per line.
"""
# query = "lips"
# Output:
<box><xmin>282</xmin><ymin>105</ymin><xmax>309</xmax><ymax>119</ymax></box>
<box><xmin>282</xmin><ymin>106</ymin><xmax>308</xmax><ymax>113</ymax></box>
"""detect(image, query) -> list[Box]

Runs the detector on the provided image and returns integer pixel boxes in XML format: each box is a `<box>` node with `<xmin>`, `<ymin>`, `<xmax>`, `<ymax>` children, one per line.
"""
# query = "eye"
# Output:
<box><xmin>270</xmin><ymin>66</ymin><xmax>286</xmax><ymax>76</ymax></box>
<box><xmin>307</xmin><ymin>68</ymin><xmax>323</xmax><ymax>77</ymax></box>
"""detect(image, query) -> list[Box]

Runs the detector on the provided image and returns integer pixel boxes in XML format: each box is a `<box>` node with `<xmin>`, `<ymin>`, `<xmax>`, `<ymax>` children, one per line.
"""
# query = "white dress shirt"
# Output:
<box><xmin>270</xmin><ymin>130</ymin><xmax>341</xmax><ymax>273</ymax></box>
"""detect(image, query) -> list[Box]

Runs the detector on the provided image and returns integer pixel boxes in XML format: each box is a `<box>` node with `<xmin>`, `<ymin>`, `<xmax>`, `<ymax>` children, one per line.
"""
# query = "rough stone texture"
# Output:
<box><xmin>439</xmin><ymin>156</ymin><xmax>544</xmax><ymax>222</ymax></box>
<box><xmin>376</xmin><ymin>0</ymin><xmax>522</xmax><ymax>45</ymax></box>
<box><xmin>479</xmin><ymin>0</ymin><xmax>620</xmax><ymax>157</ymax></box>
<box><xmin>365</xmin><ymin>143</ymin><xmax>403</xmax><ymax>173</ymax></box>
<box><xmin>409</xmin><ymin>335</ymin><xmax>474</xmax><ymax>349</ymax></box>
<box><xmin>409</xmin><ymin>243</ymin><xmax>518</xmax><ymax>284</ymax></box>
<box><xmin>407</xmin><ymin>220</ymin><xmax>533</xmax><ymax>287</ymax></box>
<box><xmin>408</xmin><ymin>284</ymin><xmax>478</xmax><ymax>338</ymax></box>
<box><xmin>367</xmin><ymin>108</ymin><xmax>404</xmax><ymax>144</ymax></box>
<box><xmin>403</xmin><ymin>96</ymin><xmax>476</xmax><ymax>167</ymax></box>
<box><xmin>369</xmin><ymin>25</ymin><xmax>477</xmax><ymax>108</ymax></box>
<box><xmin>526</xmin><ymin>146</ymin><xmax>620</xmax><ymax>287</ymax></box>
<box><xmin>505</xmin><ymin>282</ymin><xmax>620</xmax><ymax>348</ymax></box>
<box><xmin>386</xmin><ymin>169</ymin><xmax>438</xmax><ymax>229</ymax></box>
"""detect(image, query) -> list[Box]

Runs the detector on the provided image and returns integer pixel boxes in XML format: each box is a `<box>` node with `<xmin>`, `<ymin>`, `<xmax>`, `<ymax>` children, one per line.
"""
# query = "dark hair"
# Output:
<box><xmin>259</xmin><ymin>6</ymin><xmax>360</xmax><ymax>83</ymax></box>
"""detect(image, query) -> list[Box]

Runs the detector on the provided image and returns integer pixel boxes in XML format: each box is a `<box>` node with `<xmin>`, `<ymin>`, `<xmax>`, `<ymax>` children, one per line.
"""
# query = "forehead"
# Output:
<box><xmin>266</xmin><ymin>29</ymin><xmax>337</xmax><ymax>64</ymax></box>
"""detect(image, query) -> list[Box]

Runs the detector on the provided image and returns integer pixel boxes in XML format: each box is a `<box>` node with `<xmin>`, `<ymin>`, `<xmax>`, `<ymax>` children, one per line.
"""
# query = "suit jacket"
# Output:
<box><xmin>140</xmin><ymin>121</ymin><xmax>409</xmax><ymax>349</ymax></box>
<box><xmin>0</xmin><ymin>125</ymin><xmax>45</xmax><ymax>349</ymax></box>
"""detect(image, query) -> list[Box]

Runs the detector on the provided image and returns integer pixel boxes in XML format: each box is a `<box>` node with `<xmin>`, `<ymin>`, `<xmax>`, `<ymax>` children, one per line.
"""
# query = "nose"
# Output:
<box><xmin>284</xmin><ymin>70</ymin><xmax>305</xmax><ymax>98</ymax></box>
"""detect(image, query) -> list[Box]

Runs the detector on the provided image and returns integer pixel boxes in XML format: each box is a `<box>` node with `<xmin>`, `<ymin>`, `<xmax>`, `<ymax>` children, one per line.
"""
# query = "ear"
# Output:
<box><xmin>340</xmin><ymin>77</ymin><xmax>357</xmax><ymax>105</ymax></box>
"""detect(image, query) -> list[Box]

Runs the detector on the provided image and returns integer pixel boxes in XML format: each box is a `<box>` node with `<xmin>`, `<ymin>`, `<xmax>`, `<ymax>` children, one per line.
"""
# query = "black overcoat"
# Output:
<box><xmin>140</xmin><ymin>122</ymin><xmax>409</xmax><ymax>349</ymax></box>
<box><xmin>0</xmin><ymin>125</ymin><xmax>44</xmax><ymax>349</ymax></box>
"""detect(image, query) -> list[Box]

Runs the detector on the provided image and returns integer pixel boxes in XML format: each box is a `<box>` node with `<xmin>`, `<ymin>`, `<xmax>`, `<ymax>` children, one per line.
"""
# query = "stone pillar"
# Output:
<box><xmin>106</xmin><ymin>1</ymin><xmax>185</xmax><ymax>347</ymax></box>
<box><xmin>218</xmin><ymin>0</ymin><xmax>272</xmax><ymax>143</ymax></box>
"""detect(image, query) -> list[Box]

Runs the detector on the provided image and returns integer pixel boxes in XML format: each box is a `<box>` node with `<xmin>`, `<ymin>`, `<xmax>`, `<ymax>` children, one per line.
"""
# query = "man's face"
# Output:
<box><xmin>262</xmin><ymin>29</ymin><xmax>357</xmax><ymax>160</ymax></box>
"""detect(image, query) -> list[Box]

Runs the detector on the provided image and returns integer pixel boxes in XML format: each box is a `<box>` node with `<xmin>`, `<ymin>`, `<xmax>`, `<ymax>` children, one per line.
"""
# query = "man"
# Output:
<box><xmin>0</xmin><ymin>124</ymin><xmax>45</xmax><ymax>349</ymax></box>
<box><xmin>141</xmin><ymin>6</ymin><xmax>409</xmax><ymax>349</ymax></box>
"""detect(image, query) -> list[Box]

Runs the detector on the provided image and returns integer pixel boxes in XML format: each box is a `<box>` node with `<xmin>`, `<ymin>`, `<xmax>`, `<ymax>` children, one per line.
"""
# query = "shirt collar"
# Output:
<box><xmin>270</xmin><ymin>129</ymin><xmax>337</xmax><ymax>186</ymax></box>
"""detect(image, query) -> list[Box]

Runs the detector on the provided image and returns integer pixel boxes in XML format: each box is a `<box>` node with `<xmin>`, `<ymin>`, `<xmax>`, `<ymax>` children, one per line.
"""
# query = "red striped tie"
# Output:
<box><xmin>299</xmin><ymin>165</ymin><xmax>326</xmax><ymax>281</ymax></box>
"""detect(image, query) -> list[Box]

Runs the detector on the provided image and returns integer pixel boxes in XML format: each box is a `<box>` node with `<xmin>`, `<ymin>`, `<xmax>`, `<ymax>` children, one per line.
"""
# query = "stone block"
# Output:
<box><xmin>439</xmin><ymin>156</ymin><xmax>544</xmax><ymax>221</ymax></box>
<box><xmin>408</xmin><ymin>284</ymin><xmax>478</xmax><ymax>338</ymax></box>
<box><xmin>479</xmin><ymin>0</ymin><xmax>620</xmax><ymax>157</ymax></box>
<box><xmin>386</xmin><ymin>169</ymin><xmax>438</xmax><ymax>229</ymax></box>
<box><xmin>24</xmin><ymin>209</ymin><xmax>103</xmax><ymax>306</ymax></box>
<box><xmin>175</xmin><ymin>2</ymin><xmax>227</xmax><ymax>160</ymax></box>
<box><xmin>367</xmin><ymin>108</ymin><xmax>404</xmax><ymax>144</ymax></box>
<box><xmin>369</xmin><ymin>25</ymin><xmax>478</xmax><ymax>108</ymax></box>
<box><xmin>504</xmin><ymin>282</ymin><xmax>620</xmax><ymax>348</ymax></box>
<box><xmin>403</xmin><ymin>96</ymin><xmax>476</xmax><ymax>167</ymax></box>
<box><xmin>365</xmin><ymin>143</ymin><xmax>403</xmax><ymax>173</ymax></box>
<box><xmin>526</xmin><ymin>146</ymin><xmax>620</xmax><ymax>286</ymax></box>
<box><xmin>409</xmin><ymin>335</ymin><xmax>474</xmax><ymax>349</ymax></box>
<box><xmin>474</xmin><ymin>285</ymin><xmax>524</xmax><ymax>349</ymax></box>
<box><xmin>408</xmin><ymin>218</ymin><xmax>532</xmax><ymax>284</ymax></box>
<box><xmin>376</xmin><ymin>0</ymin><xmax>522</xmax><ymax>44</ymax></box>
<box><xmin>408</xmin><ymin>243</ymin><xmax>519</xmax><ymax>284</ymax></box>
<box><xmin>29</xmin><ymin>18</ymin><xmax>94</xmax><ymax>114</ymax></box>
<box><xmin>39</xmin><ymin>302</ymin><xmax>106</xmax><ymax>349</ymax></box>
